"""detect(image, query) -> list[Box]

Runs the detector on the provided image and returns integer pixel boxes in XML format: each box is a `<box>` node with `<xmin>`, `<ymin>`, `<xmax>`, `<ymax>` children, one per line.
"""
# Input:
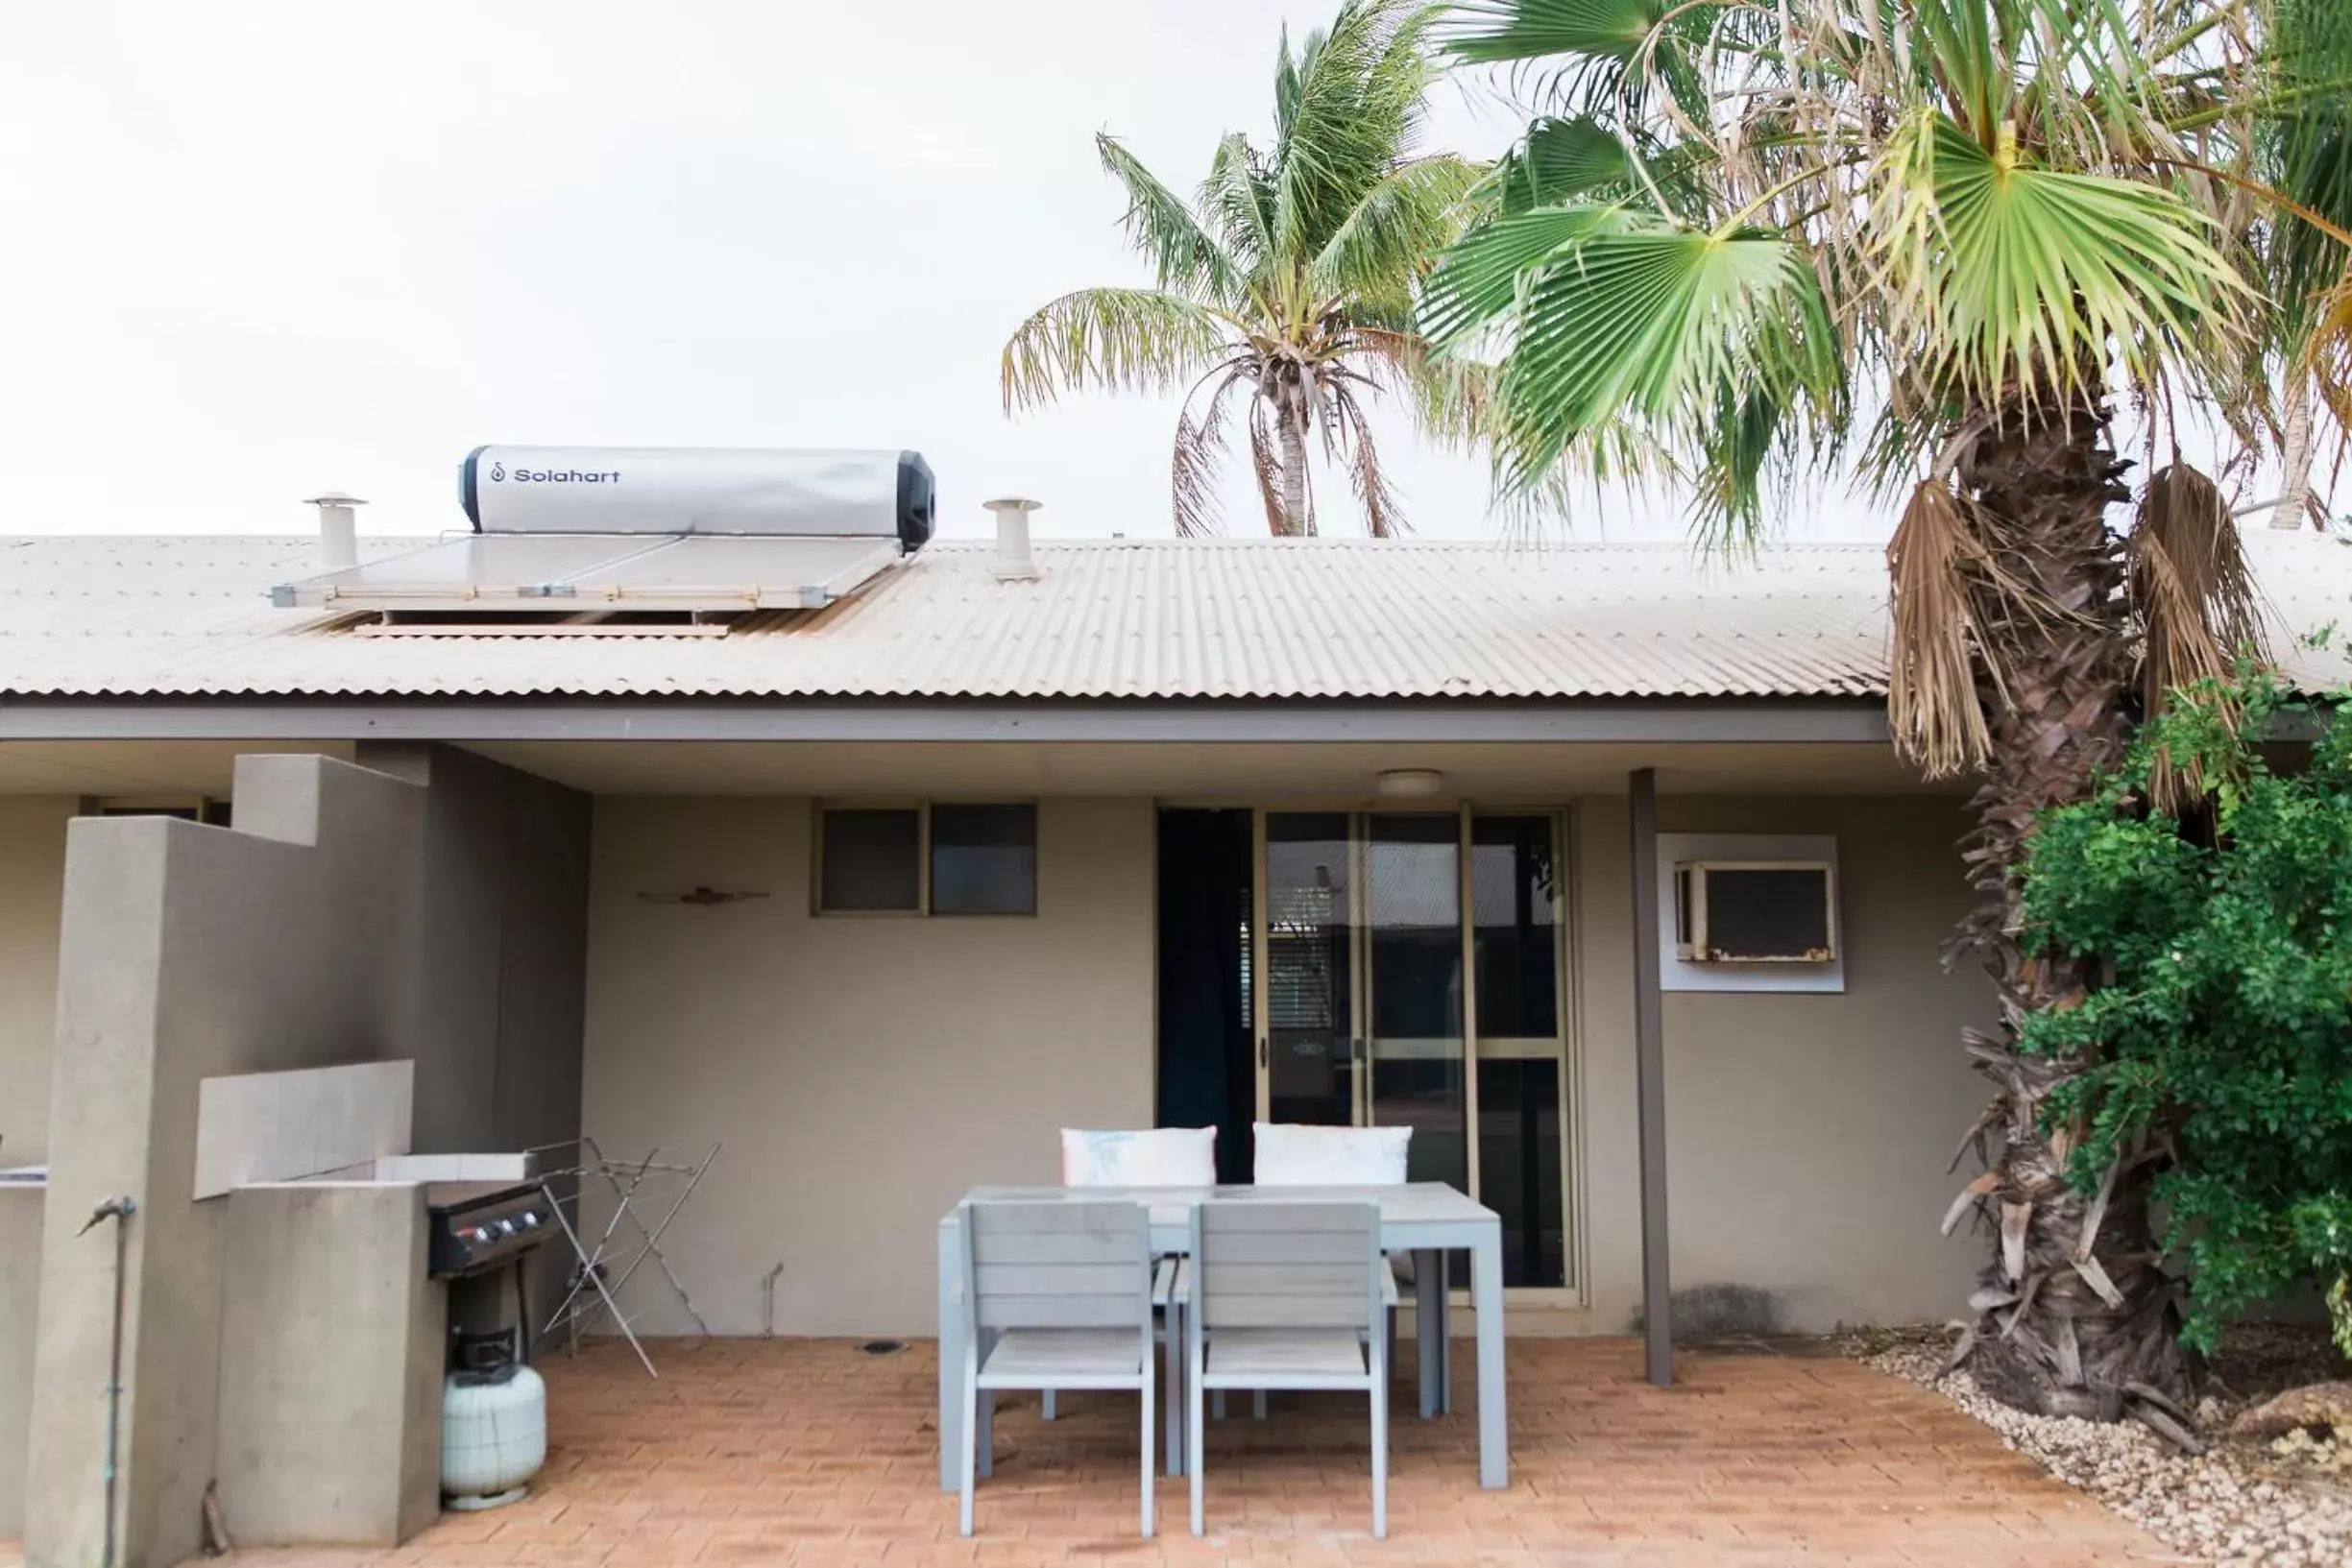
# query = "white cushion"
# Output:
<box><xmin>1251</xmin><ymin>1122</ymin><xmax>1410</xmax><ymax>1186</ymax></box>
<box><xmin>1059</xmin><ymin>1126</ymin><xmax>1216</xmax><ymax>1187</ymax></box>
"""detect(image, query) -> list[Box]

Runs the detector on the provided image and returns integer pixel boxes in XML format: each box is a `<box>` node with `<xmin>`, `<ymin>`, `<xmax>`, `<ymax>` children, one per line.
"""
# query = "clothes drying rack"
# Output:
<box><xmin>527</xmin><ymin>1136</ymin><xmax>720</xmax><ymax>1378</ymax></box>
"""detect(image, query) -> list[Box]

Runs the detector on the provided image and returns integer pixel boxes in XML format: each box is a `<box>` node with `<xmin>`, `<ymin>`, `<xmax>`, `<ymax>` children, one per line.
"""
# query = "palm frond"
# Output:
<box><xmin>1095</xmin><ymin>133</ymin><xmax>1245</xmax><ymax>305</ymax></box>
<box><xmin>1001</xmin><ymin>288</ymin><xmax>1232</xmax><ymax>413</ymax></box>
<box><xmin>2127</xmin><ymin>463</ymin><xmax>2268</xmax><ymax>715</ymax></box>
<box><xmin>1309</xmin><ymin>153</ymin><xmax>1487</xmax><ymax>309</ymax></box>
<box><xmin>1440</xmin><ymin>0</ymin><xmax>1691</xmax><ymax>117</ymax></box>
<box><xmin>1479</xmin><ymin>222</ymin><xmax>1837</xmax><ymax>504</ymax></box>
<box><xmin>1172</xmin><ymin>367</ymin><xmax>1250</xmax><ymax>539</ymax></box>
<box><xmin>1330</xmin><ymin>381</ymin><xmax>1410</xmax><ymax>537</ymax></box>
<box><xmin>1870</xmin><ymin>111</ymin><xmax>2250</xmax><ymax>412</ymax></box>
<box><xmin>1886</xmin><ymin>481</ymin><xmax>1999</xmax><ymax>778</ymax></box>
<box><xmin>1248</xmin><ymin>398</ymin><xmax>1287</xmax><ymax>534</ymax></box>
<box><xmin>1491</xmin><ymin>115</ymin><xmax>1637</xmax><ymax>214</ymax></box>
<box><xmin>1418</xmin><ymin>203</ymin><xmax>1639</xmax><ymax>349</ymax></box>
<box><xmin>1272</xmin><ymin>0</ymin><xmax>1445</xmax><ymax>262</ymax></box>
<box><xmin>1200</xmin><ymin>133</ymin><xmax>1277</xmax><ymax>280</ymax></box>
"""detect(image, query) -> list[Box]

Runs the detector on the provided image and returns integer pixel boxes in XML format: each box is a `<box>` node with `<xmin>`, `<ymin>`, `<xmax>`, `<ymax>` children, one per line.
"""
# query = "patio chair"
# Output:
<box><xmin>1047</xmin><ymin>1125</ymin><xmax>1212</xmax><ymax>1462</ymax></box>
<box><xmin>1239</xmin><ymin>1122</ymin><xmax>1418</xmax><ymax>1420</ymax></box>
<box><xmin>1183</xmin><ymin>1199</ymin><xmax>1389</xmax><ymax>1538</ymax></box>
<box><xmin>957</xmin><ymin>1198</ymin><xmax>1157</xmax><ymax>1538</ymax></box>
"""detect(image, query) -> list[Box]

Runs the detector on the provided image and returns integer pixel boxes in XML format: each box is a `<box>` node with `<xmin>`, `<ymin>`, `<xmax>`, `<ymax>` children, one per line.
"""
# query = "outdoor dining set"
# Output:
<box><xmin>933</xmin><ymin>1123</ymin><xmax>1511</xmax><ymax>1539</ymax></box>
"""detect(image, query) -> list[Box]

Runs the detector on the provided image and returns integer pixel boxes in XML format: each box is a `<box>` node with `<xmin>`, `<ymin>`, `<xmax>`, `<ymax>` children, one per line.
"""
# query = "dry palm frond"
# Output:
<box><xmin>1247</xmin><ymin>397</ymin><xmax>1287</xmax><ymax>535</ymax></box>
<box><xmin>1886</xmin><ymin>481</ymin><xmax>1997</xmax><ymax>777</ymax></box>
<box><xmin>1332</xmin><ymin>382</ymin><xmax>1408</xmax><ymax>538</ymax></box>
<box><xmin>1172</xmin><ymin>367</ymin><xmax>1248</xmax><ymax>539</ymax></box>
<box><xmin>2127</xmin><ymin>463</ymin><xmax>2268</xmax><ymax>808</ymax></box>
<box><xmin>2304</xmin><ymin>275</ymin><xmax>2352</xmax><ymax>435</ymax></box>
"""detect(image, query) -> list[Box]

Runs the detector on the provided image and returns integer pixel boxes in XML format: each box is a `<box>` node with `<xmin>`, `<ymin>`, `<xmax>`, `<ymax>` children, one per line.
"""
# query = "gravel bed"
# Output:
<box><xmin>1847</xmin><ymin>1327</ymin><xmax>2352</xmax><ymax>1568</ymax></box>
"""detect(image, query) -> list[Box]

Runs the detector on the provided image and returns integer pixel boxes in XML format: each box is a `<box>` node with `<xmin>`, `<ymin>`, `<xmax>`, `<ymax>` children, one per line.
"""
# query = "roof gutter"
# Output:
<box><xmin>0</xmin><ymin>697</ymin><xmax>1893</xmax><ymax>746</ymax></box>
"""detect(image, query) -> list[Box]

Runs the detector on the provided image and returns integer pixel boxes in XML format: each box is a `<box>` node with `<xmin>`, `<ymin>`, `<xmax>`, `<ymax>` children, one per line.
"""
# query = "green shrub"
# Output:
<box><xmin>2019</xmin><ymin>666</ymin><xmax>2352</xmax><ymax>1357</ymax></box>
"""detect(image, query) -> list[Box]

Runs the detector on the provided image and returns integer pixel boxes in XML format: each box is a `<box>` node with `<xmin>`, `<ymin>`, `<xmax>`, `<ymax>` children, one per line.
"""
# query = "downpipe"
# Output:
<box><xmin>76</xmin><ymin>1195</ymin><xmax>136</xmax><ymax>1568</ymax></box>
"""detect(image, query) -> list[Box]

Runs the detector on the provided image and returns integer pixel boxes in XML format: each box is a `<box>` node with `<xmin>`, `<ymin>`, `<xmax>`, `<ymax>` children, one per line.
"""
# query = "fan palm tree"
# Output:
<box><xmin>1425</xmin><ymin>0</ymin><xmax>2352</xmax><ymax>1426</ymax></box>
<box><xmin>1001</xmin><ymin>0</ymin><xmax>1485</xmax><ymax>537</ymax></box>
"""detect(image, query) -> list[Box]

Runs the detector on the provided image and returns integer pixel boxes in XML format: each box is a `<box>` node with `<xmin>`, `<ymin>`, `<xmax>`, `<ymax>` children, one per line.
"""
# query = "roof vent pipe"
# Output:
<box><xmin>984</xmin><ymin>496</ymin><xmax>1042</xmax><ymax>581</ymax></box>
<box><xmin>303</xmin><ymin>492</ymin><xmax>366</xmax><ymax>571</ymax></box>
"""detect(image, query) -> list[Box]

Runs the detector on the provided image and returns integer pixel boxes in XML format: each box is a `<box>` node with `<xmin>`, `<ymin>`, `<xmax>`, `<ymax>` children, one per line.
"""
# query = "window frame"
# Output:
<box><xmin>812</xmin><ymin>799</ymin><xmax>1039</xmax><ymax>918</ymax></box>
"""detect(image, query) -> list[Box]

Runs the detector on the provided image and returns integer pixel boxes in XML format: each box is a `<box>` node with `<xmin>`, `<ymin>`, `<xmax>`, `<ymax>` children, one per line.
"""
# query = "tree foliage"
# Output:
<box><xmin>1002</xmin><ymin>0</ymin><xmax>1487</xmax><ymax>536</ymax></box>
<box><xmin>2021</xmin><ymin>665</ymin><xmax>2352</xmax><ymax>1358</ymax></box>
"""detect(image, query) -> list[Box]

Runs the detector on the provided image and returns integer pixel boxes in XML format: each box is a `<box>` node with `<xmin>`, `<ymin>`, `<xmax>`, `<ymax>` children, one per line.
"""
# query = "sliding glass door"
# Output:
<box><xmin>1253</xmin><ymin>808</ymin><xmax>1570</xmax><ymax>1291</ymax></box>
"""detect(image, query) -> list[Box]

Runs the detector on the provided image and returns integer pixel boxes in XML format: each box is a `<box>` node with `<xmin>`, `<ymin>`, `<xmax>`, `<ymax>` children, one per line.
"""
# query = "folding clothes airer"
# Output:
<box><xmin>529</xmin><ymin>1136</ymin><xmax>719</xmax><ymax>1378</ymax></box>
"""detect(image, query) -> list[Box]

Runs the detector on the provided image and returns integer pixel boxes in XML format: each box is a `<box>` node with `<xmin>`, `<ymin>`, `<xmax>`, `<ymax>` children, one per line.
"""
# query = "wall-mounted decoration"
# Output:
<box><xmin>636</xmin><ymin>887</ymin><xmax>770</xmax><ymax>907</ymax></box>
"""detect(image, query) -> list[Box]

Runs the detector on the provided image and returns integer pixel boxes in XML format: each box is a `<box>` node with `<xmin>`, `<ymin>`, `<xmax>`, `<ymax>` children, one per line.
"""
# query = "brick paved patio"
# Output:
<box><xmin>8</xmin><ymin>1336</ymin><xmax>2170</xmax><ymax>1566</ymax></box>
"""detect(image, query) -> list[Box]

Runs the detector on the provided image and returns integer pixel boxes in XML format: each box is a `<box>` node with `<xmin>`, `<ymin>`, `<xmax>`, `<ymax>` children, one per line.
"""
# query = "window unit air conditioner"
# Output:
<box><xmin>1673</xmin><ymin>860</ymin><xmax>1836</xmax><ymax>963</ymax></box>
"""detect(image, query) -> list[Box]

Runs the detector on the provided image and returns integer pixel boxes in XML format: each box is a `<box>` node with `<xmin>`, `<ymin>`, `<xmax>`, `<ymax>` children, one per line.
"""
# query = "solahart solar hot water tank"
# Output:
<box><xmin>458</xmin><ymin>446</ymin><xmax>935</xmax><ymax>546</ymax></box>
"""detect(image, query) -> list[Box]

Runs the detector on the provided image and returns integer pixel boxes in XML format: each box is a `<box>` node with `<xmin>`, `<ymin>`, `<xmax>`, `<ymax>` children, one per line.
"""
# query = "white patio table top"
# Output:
<box><xmin>936</xmin><ymin>1181</ymin><xmax>1508</xmax><ymax>1491</ymax></box>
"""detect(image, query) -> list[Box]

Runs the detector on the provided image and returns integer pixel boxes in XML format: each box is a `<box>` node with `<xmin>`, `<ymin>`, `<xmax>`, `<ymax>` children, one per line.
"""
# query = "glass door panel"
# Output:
<box><xmin>1263</xmin><ymin>813</ymin><xmax>1356</xmax><ymax>1127</ymax></box>
<box><xmin>1472</xmin><ymin>813</ymin><xmax>1568</xmax><ymax>1288</ymax></box>
<box><xmin>1365</xmin><ymin>815</ymin><xmax>1467</xmax><ymax>1193</ymax></box>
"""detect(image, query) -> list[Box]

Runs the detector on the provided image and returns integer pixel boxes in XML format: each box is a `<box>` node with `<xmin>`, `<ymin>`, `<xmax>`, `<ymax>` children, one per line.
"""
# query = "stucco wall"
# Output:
<box><xmin>1572</xmin><ymin>793</ymin><xmax>1993</xmax><ymax>1335</ymax></box>
<box><xmin>21</xmin><ymin>747</ymin><xmax>592</xmax><ymax>1567</ymax></box>
<box><xmin>0</xmin><ymin>796</ymin><xmax>71</xmax><ymax>1168</ymax></box>
<box><xmin>29</xmin><ymin>758</ymin><xmax>424</xmax><ymax>1568</ymax></box>
<box><xmin>581</xmin><ymin>796</ymin><xmax>1156</xmax><ymax>1338</ymax></box>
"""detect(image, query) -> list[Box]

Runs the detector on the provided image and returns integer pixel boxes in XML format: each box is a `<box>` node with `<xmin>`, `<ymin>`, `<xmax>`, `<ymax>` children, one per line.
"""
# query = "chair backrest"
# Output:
<box><xmin>1251</xmin><ymin>1122</ymin><xmax>1410</xmax><ymax>1187</ymax></box>
<box><xmin>960</xmin><ymin>1199</ymin><xmax>1154</xmax><ymax>1334</ymax></box>
<box><xmin>1060</xmin><ymin>1126</ymin><xmax>1216</xmax><ymax>1187</ymax></box>
<box><xmin>1189</xmin><ymin>1199</ymin><xmax>1383</xmax><ymax>1332</ymax></box>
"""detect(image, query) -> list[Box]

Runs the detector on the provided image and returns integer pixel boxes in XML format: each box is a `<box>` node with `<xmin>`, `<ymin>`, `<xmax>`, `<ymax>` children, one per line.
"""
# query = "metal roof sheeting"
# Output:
<box><xmin>1</xmin><ymin>533</ymin><xmax>2346</xmax><ymax>702</ymax></box>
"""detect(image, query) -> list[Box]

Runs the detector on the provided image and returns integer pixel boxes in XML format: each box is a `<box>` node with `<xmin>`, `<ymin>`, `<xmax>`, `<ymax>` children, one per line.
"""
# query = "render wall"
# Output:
<box><xmin>0</xmin><ymin>798</ymin><xmax>67</xmax><ymax>1541</ymax></box>
<box><xmin>0</xmin><ymin>1186</ymin><xmax>37</xmax><ymax>1540</ymax></box>
<box><xmin>1572</xmin><ymin>793</ymin><xmax>1993</xmax><ymax>1335</ymax></box>
<box><xmin>360</xmin><ymin>741</ymin><xmax>594</xmax><ymax>1318</ymax></box>
<box><xmin>580</xmin><ymin>796</ymin><xmax>1157</xmax><ymax>1338</ymax></box>
<box><xmin>28</xmin><ymin>758</ymin><xmax>424</xmax><ymax>1567</ymax></box>
<box><xmin>0</xmin><ymin>796</ymin><xmax>71</xmax><ymax>1168</ymax></box>
<box><xmin>22</xmin><ymin>747</ymin><xmax>593</xmax><ymax>1568</ymax></box>
<box><xmin>578</xmin><ymin>789</ymin><xmax>1985</xmax><ymax>1341</ymax></box>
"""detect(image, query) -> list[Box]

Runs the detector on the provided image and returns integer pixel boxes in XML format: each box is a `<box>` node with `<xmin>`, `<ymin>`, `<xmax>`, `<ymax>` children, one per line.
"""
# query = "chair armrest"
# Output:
<box><xmin>1381</xmin><ymin>1267</ymin><xmax>1400</xmax><ymax>1309</ymax></box>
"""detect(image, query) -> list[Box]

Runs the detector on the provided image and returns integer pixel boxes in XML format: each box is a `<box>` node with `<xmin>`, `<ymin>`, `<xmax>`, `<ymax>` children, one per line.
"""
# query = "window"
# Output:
<box><xmin>815</xmin><ymin>802</ymin><xmax>1036</xmax><ymax>915</ymax></box>
<box><xmin>931</xmin><ymin>804</ymin><xmax>1036</xmax><ymax>915</ymax></box>
<box><xmin>819</xmin><ymin>808</ymin><xmax>922</xmax><ymax>912</ymax></box>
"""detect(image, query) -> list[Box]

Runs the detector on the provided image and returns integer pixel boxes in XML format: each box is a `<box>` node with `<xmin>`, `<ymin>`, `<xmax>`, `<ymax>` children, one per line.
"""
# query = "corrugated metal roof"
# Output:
<box><xmin>1</xmin><ymin>532</ymin><xmax>2346</xmax><ymax>702</ymax></box>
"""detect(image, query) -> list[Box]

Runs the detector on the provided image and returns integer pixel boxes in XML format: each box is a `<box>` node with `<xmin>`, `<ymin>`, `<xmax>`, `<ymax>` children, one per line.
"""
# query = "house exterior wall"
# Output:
<box><xmin>21</xmin><ymin>747</ymin><xmax>592</xmax><ymax>1568</ymax></box>
<box><xmin>579</xmin><ymin>788</ymin><xmax>1989</xmax><ymax>1341</ymax></box>
<box><xmin>0</xmin><ymin>796</ymin><xmax>72</xmax><ymax>1167</ymax></box>
<box><xmin>580</xmin><ymin>796</ymin><xmax>1156</xmax><ymax>1338</ymax></box>
<box><xmin>1572</xmin><ymin>793</ymin><xmax>1992</xmax><ymax>1335</ymax></box>
<box><xmin>0</xmin><ymin>798</ymin><xmax>67</xmax><ymax>1541</ymax></box>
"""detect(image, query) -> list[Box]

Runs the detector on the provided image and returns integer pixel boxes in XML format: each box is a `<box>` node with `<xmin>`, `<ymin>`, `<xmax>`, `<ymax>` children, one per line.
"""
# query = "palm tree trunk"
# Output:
<box><xmin>1949</xmin><ymin>391</ymin><xmax>2195</xmax><ymax>1419</ymax></box>
<box><xmin>2273</xmin><ymin>378</ymin><xmax>2315</xmax><ymax>532</ymax></box>
<box><xmin>1277</xmin><ymin>404</ymin><xmax>1311</xmax><ymax>537</ymax></box>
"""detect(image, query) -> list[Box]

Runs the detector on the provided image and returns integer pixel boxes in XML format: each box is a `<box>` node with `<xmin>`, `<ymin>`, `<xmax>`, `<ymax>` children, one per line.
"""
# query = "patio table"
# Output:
<box><xmin>936</xmin><ymin>1181</ymin><xmax>1508</xmax><ymax>1491</ymax></box>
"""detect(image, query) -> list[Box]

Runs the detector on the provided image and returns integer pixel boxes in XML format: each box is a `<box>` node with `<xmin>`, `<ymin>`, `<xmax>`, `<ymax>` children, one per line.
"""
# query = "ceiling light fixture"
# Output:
<box><xmin>1375</xmin><ymin>768</ymin><xmax>1444</xmax><ymax>799</ymax></box>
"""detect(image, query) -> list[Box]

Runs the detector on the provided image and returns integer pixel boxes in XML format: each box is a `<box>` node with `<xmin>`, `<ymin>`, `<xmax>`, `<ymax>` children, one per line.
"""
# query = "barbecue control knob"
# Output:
<box><xmin>497</xmin><ymin>1218</ymin><xmax>517</xmax><ymax>1236</ymax></box>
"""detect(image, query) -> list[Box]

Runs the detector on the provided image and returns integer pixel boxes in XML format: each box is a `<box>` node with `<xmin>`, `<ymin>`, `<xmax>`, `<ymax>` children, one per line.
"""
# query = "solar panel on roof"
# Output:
<box><xmin>269</xmin><ymin>446</ymin><xmax>932</xmax><ymax>623</ymax></box>
<box><xmin>272</xmin><ymin>535</ymin><xmax>903</xmax><ymax>613</ymax></box>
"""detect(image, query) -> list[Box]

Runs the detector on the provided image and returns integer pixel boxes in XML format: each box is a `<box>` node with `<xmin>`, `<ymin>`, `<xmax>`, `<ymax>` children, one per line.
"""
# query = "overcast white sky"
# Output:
<box><xmin>0</xmin><ymin>2</ymin><xmax>2317</xmax><ymax>545</ymax></box>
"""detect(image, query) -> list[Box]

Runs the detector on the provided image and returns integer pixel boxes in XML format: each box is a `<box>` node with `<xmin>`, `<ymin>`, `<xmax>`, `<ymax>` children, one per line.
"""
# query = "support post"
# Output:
<box><xmin>1628</xmin><ymin>768</ymin><xmax>1672</xmax><ymax>1387</ymax></box>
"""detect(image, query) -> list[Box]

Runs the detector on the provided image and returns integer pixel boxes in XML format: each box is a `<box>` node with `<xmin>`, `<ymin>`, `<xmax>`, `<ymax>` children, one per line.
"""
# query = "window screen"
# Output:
<box><xmin>818</xmin><ymin>808</ymin><xmax>921</xmax><ymax>912</ymax></box>
<box><xmin>931</xmin><ymin>804</ymin><xmax>1036</xmax><ymax>915</ymax></box>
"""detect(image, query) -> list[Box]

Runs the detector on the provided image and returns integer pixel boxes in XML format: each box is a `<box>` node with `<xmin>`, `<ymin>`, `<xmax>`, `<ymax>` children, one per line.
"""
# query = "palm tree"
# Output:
<box><xmin>1001</xmin><ymin>0</ymin><xmax>1484</xmax><ymax>537</ymax></box>
<box><xmin>1425</xmin><ymin>0</ymin><xmax>2352</xmax><ymax>1428</ymax></box>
